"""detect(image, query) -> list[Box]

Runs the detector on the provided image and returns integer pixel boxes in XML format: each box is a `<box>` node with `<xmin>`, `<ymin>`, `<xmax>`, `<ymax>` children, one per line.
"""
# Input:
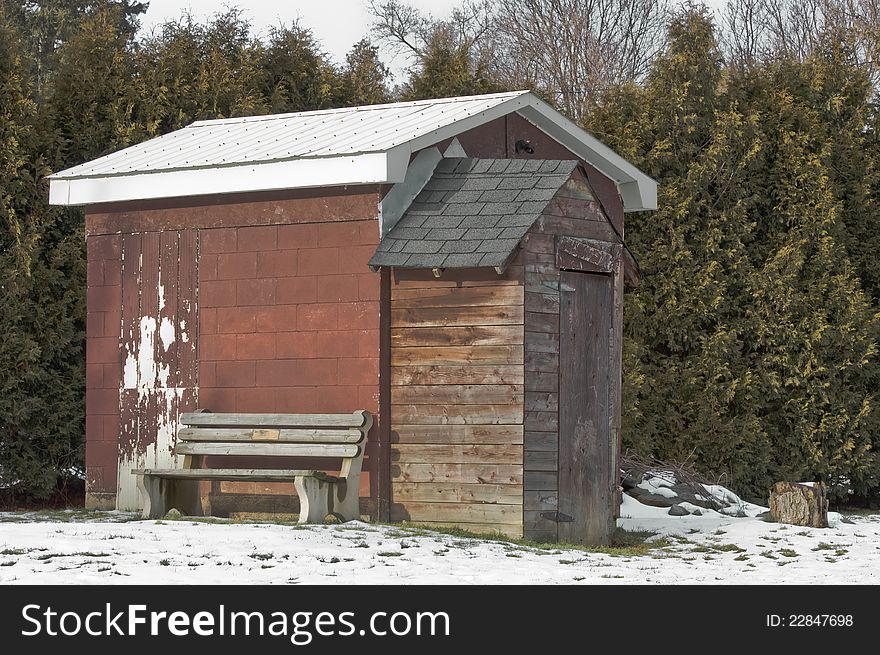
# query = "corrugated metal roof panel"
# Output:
<box><xmin>51</xmin><ymin>91</ymin><xmax>530</xmax><ymax>179</ymax></box>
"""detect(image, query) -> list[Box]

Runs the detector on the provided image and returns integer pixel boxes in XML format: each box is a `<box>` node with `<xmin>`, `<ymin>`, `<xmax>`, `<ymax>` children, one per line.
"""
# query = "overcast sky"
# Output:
<box><xmin>138</xmin><ymin>0</ymin><xmax>727</xmax><ymax>82</ymax></box>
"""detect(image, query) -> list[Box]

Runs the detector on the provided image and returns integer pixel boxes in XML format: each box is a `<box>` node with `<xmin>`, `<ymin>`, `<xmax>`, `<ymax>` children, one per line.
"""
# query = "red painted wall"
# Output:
<box><xmin>84</xmin><ymin>234</ymin><xmax>123</xmax><ymax>508</ymax></box>
<box><xmin>84</xmin><ymin>187</ymin><xmax>383</xmax><ymax>510</ymax></box>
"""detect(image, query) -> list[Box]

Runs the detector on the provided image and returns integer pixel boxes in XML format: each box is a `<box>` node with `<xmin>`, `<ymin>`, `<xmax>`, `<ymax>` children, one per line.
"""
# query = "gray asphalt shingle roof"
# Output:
<box><xmin>369</xmin><ymin>158</ymin><xmax>578</xmax><ymax>269</ymax></box>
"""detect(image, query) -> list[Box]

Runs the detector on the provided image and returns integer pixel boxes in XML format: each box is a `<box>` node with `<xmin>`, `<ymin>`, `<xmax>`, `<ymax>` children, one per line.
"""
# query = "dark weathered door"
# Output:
<box><xmin>558</xmin><ymin>269</ymin><xmax>614</xmax><ymax>545</ymax></box>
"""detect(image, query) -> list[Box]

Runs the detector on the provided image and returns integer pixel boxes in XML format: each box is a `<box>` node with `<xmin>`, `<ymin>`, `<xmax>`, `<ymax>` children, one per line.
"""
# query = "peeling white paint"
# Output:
<box><xmin>122</xmin><ymin>353</ymin><xmax>138</xmax><ymax>390</ymax></box>
<box><xmin>137</xmin><ymin>316</ymin><xmax>157</xmax><ymax>390</ymax></box>
<box><xmin>159</xmin><ymin>317</ymin><xmax>175</xmax><ymax>352</ymax></box>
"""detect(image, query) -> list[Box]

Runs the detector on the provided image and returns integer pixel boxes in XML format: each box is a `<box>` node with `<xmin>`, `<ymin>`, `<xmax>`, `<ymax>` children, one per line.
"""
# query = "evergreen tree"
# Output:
<box><xmin>0</xmin><ymin>7</ymin><xmax>84</xmax><ymax>499</ymax></box>
<box><xmin>336</xmin><ymin>38</ymin><xmax>391</xmax><ymax>106</ymax></box>
<box><xmin>258</xmin><ymin>22</ymin><xmax>337</xmax><ymax>113</ymax></box>
<box><xmin>591</xmin><ymin>8</ymin><xmax>880</xmax><ymax>499</ymax></box>
<box><xmin>402</xmin><ymin>26</ymin><xmax>504</xmax><ymax>100</ymax></box>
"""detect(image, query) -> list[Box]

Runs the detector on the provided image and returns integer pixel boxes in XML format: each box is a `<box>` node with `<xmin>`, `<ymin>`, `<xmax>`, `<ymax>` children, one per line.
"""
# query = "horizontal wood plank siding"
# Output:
<box><xmin>390</xmin><ymin>265</ymin><xmax>524</xmax><ymax>536</ymax></box>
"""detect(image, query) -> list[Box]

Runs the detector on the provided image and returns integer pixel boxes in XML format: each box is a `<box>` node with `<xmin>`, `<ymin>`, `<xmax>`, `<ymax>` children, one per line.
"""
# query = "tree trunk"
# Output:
<box><xmin>768</xmin><ymin>481</ymin><xmax>828</xmax><ymax>528</ymax></box>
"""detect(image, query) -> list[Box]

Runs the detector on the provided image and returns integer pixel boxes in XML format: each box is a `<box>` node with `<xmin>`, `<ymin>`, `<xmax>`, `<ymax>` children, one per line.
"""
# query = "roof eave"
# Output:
<box><xmin>515</xmin><ymin>101</ymin><xmax>657</xmax><ymax>212</ymax></box>
<box><xmin>48</xmin><ymin>152</ymin><xmax>404</xmax><ymax>206</ymax></box>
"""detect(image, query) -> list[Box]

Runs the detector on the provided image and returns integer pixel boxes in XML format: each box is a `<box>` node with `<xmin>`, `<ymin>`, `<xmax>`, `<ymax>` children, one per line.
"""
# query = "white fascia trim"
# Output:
<box><xmin>391</xmin><ymin>93</ymin><xmax>536</xmax><ymax>160</ymax></box>
<box><xmin>516</xmin><ymin>103</ymin><xmax>657</xmax><ymax>211</ymax></box>
<box><xmin>379</xmin><ymin>147</ymin><xmax>442</xmax><ymax>238</ymax></box>
<box><xmin>48</xmin><ymin>152</ymin><xmax>395</xmax><ymax>206</ymax></box>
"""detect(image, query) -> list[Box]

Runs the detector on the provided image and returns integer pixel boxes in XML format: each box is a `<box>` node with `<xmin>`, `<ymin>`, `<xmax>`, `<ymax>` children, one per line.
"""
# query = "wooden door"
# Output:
<box><xmin>558</xmin><ymin>269</ymin><xmax>614</xmax><ymax>545</ymax></box>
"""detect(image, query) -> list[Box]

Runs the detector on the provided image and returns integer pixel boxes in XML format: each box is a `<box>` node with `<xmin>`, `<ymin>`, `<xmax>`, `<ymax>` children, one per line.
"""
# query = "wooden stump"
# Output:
<box><xmin>768</xmin><ymin>481</ymin><xmax>828</xmax><ymax>527</ymax></box>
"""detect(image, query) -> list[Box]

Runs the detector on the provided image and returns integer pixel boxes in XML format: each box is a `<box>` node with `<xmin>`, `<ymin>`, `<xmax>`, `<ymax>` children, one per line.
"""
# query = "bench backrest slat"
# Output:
<box><xmin>176</xmin><ymin>442</ymin><xmax>361</xmax><ymax>459</ymax></box>
<box><xmin>180</xmin><ymin>411</ymin><xmax>369</xmax><ymax>429</ymax></box>
<box><xmin>177</xmin><ymin>427</ymin><xmax>364</xmax><ymax>444</ymax></box>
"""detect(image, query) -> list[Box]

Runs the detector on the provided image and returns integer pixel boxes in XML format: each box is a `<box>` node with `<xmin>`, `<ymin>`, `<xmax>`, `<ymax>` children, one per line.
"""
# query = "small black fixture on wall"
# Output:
<box><xmin>514</xmin><ymin>139</ymin><xmax>534</xmax><ymax>154</ymax></box>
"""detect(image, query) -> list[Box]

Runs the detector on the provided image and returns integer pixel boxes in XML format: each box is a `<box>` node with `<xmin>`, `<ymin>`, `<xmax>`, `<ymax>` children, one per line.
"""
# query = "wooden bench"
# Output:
<box><xmin>132</xmin><ymin>410</ymin><xmax>372</xmax><ymax>522</ymax></box>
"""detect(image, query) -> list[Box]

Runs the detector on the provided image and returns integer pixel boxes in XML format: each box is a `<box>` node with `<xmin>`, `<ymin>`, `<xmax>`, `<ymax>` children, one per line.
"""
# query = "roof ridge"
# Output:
<box><xmin>190</xmin><ymin>91</ymin><xmax>531</xmax><ymax>127</ymax></box>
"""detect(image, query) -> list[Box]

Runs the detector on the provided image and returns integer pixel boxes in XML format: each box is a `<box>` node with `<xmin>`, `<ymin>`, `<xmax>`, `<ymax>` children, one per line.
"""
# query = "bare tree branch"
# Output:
<box><xmin>486</xmin><ymin>0</ymin><xmax>670</xmax><ymax>122</ymax></box>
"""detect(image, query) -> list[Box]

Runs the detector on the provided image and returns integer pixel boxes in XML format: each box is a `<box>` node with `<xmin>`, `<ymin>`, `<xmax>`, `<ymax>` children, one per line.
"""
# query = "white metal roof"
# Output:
<box><xmin>48</xmin><ymin>90</ymin><xmax>657</xmax><ymax>211</ymax></box>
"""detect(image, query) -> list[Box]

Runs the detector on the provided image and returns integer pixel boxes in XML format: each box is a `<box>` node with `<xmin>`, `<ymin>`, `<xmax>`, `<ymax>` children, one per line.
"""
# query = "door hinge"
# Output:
<box><xmin>540</xmin><ymin>511</ymin><xmax>574</xmax><ymax>523</ymax></box>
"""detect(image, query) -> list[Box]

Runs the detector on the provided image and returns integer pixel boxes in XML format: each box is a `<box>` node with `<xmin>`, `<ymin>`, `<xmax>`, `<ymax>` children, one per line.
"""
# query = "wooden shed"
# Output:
<box><xmin>49</xmin><ymin>91</ymin><xmax>656</xmax><ymax>545</ymax></box>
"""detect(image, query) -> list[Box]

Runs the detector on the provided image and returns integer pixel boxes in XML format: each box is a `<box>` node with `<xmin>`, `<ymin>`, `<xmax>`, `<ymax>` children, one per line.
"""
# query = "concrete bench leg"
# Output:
<box><xmin>136</xmin><ymin>475</ymin><xmax>202</xmax><ymax>519</ymax></box>
<box><xmin>331</xmin><ymin>480</ymin><xmax>358</xmax><ymax>522</ymax></box>
<box><xmin>136</xmin><ymin>475</ymin><xmax>167</xmax><ymax>519</ymax></box>
<box><xmin>294</xmin><ymin>476</ymin><xmax>331</xmax><ymax>523</ymax></box>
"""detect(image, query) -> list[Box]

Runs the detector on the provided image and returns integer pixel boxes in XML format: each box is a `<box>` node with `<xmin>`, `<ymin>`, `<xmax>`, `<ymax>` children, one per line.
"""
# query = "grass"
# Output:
<box><xmin>691</xmin><ymin>543</ymin><xmax>745</xmax><ymax>554</ymax></box>
<box><xmin>778</xmin><ymin>548</ymin><xmax>798</xmax><ymax>558</ymax></box>
<box><xmin>391</xmin><ymin>523</ymin><xmax>668</xmax><ymax>557</ymax></box>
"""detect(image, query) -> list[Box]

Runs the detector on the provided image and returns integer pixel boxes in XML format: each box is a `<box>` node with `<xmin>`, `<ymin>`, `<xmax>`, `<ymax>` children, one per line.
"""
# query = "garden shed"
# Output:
<box><xmin>49</xmin><ymin>90</ymin><xmax>657</xmax><ymax>545</ymax></box>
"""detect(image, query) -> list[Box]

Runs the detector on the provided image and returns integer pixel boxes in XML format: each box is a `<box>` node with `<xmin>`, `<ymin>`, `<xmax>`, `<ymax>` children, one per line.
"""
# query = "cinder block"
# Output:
<box><xmin>236</xmin><ymin>333</ymin><xmax>276</xmax><ymax>360</ymax></box>
<box><xmin>199</xmin><ymin>334</ymin><xmax>237</xmax><ymax>361</ymax></box>
<box><xmin>338</xmin><ymin>301</ymin><xmax>379</xmax><ymax>330</ymax></box>
<box><xmin>236</xmin><ymin>279</ymin><xmax>275</xmax><ymax>306</ymax></box>
<box><xmin>216</xmin><ymin>360</ymin><xmax>256</xmax><ymax>387</ymax></box>
<box><xmin>277</xmin><ymin>223</ymin><xmax>318</xmax><ymax>249</ymax></box>
<box><xmin>200</xmin><ymin>227</ymin><xmax>237</xmax><ymax>253</ymax></box>
<box><xmin>237</xmin><ymin>225</ymin><xmax>277</xmax><ymax>252</ymax></box>
<box><xmin>255</xmin><ymin>305</ymin><xmax>298</xmax><ymax>333</ymax></box>
<box><xmin>275</xmin><ymin>331</ymin><xmax>317</xmax><ymax>359</ymax></box>
<box><xmin>298</xmin><ymin>247</ymin><xmax>339</xmax><ymax>275</ymax></box>
<box><xmin>297</xmin><ymin>303</ymin><xmax>339</xmax><ymax>331</ymax></box>
<box><xmin>314</xmin><ymin>330</ymin><xmax>360</xmax><ymax>358</ymax></box>
<box><xmin>216</xmin><ymin>307</ymin><xmax>256</xmax><ymax>334</ymax></box>
<box><xmin>318</xmin><ymin>222</ymin><xmax>360</xmax><ymax>247</ymax></box>
<box><xmin>316</xmin><ymin>275</ymin><xmax>360</xmax><ymax>302</ymax></box>
<box><xmin>274</xmin><ymin>386</ymin><xmax>319</xmax><ymax>413</ymax></box>
<box><xmin>199</xmin><ymin>387</ymin><xmax>237</xmax><ymax>412</ymax></box>
<box><xmin>86</xmin><ymin>337</ymin><xmax>120</xmax><ymax>364</ymax></box>
<box><xmin>235</xmin><ymin>387</ymin><xmax>277</xmax><ymax>413</ymax></box>
<box><xmin>200</xmin><ymin>280</ymin><xmax>237</xmax><ymax>307</ymax></box>
<box><xmin>338</xmin><ymin>245</ymin><xmax>377</xmax><ymax>274</ymax></box>
<box><xmin>257</xmin><ymin>250</ymin><xmax>298</xmax><ymax>278</ymax></box>
<box><xmin>87</xmin><ymin>285</ymin><xmax>120</xmax><ymax>312</ymax></box>
<box><xmin>217</xmin><ymin>251</ymin><xmax>257</xmax><ymax>280</ymax></box>
<box><xmin>276</xmin><ymin>277</ymin><xmax>317</xmax><ymax>304</ymax></box>
<box><xmin>337</xmin><ymin>358</ymin><xmax>379</xmax><ymax>386</ymax></box>
<box><xmin>357</xmin><ymin>273</ymin><xmax>380</xmax><ymax>300</ymax></box>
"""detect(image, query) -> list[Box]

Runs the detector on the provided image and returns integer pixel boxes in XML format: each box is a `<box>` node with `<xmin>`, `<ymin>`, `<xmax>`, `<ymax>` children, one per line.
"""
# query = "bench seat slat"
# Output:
<box><xmin>180</xmin><ymin>411</ymin><xmax>369</xmax><ymax>429</ymax></box>
<box><xmin>175</xmin><ymin>442</ymin><xmax>360</xmax><ymax>458</ymax></box>
<box><xmin>132</xmin><ymin>468</ymin><xmax>339</xmax><ymax>483</ymax></box>
<box><xmin>177</xmin><ymin>427</ymin><xmax>364</xmax><ymax>444</ymax></box>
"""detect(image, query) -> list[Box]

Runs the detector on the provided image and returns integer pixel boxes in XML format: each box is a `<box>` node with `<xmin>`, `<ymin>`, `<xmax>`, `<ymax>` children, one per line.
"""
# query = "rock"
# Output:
<box><xmin>668</xmin><ymin>504</ymin><xmax>690</xmax><ymax>516</ymax></box>
<box><xmin>668</xmin><ymin>483</ymin><xmax>726</xmax><ymax>511</ymax></box>
<box><xmin>164</xmin><ymin>508</ymin><xmax>182</xmax><ymax>520</ymax></box>
<box><xmin>627</xmin><ymin>490</ymin><xmax>677</xmax><ymax>508</ymax></box>
<box><xmin>620</xmin><ymin>472</ymin><xmax>640</xmax><ymax>490</ymax></box>
<box><xmin>691</xmin><ymin>509</ymin><xmax>702</xmax><ymax>516</ymax></box>
<box><xmin>768</xmin><ymin>481</ymin><xmax>828</xmax><ymax>528</ymax></box>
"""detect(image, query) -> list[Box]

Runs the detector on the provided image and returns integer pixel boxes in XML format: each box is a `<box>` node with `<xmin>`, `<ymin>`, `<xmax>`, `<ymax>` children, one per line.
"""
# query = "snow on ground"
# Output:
<box><xmin>1</xmin><ymin>504</ymin><xmax>878</xmax><ymax>584</ymax></box>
